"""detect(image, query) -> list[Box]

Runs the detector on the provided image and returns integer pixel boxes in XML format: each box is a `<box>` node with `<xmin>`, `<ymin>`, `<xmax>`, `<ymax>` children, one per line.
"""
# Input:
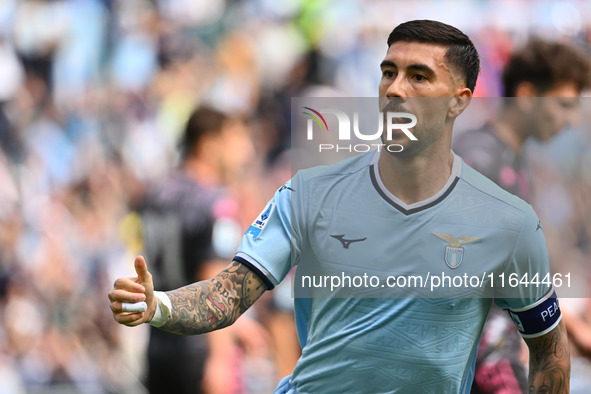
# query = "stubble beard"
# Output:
<box><xmin>381</xmin><ymin>115</ymin><xmax>444</xmax><ymax>159</ymax></box>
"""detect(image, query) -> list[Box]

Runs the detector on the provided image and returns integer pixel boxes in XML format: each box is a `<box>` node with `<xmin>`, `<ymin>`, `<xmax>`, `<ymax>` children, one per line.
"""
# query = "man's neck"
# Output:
<box><xmin>492</xmin><ymin>111</ymin><xmax>529</xmax><ymax>154</ymax></box>
<box><xmin>377</xmin><ymin>148</ymin><xmax>455</xmax><ymax>205</ymax></box>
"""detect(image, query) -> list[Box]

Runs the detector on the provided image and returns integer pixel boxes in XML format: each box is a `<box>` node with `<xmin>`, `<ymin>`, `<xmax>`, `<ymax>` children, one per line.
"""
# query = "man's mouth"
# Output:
<box><xmin>381</xmin><ymin>102</ymin><xmax>411</xmax><ymax>116</ymax></box>
<box><xmin>387</xmin><ymin>113</ymin><xmax>414</xmax><ymax>124</ymax></box>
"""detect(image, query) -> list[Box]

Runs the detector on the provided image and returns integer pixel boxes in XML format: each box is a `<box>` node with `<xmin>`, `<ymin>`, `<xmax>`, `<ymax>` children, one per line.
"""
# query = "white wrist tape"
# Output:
<box><xmin>122</xmin><ymin>301</ymin><xmax>147</xmax><ymax>313</ymax></box>
<box><xmin>148</xmin><ymin>291</ymin><xmax>172</xmax><ymax>327</ymax></box>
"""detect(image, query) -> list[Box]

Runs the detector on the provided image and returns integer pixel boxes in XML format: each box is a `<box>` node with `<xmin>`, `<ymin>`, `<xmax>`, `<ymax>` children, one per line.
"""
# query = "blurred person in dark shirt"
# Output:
<box><xmin>455</xmin><ymin>38</ymin><xmax>590</xmax><ymax>201</ymax></box>
<box><xmin>131</xmin><ymin>106</ymin><xmax>263</xmax><ymax>393</ymax></box>
<box><xmin>454</xmin><ymin>38</ymin><xmax>591</xmax><ymax>394</ymax></box>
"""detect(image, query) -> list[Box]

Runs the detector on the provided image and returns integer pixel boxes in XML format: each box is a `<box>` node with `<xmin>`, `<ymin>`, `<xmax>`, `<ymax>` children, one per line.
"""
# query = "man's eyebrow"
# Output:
<box><xmin>407</xmin><ymin>64</ymin><xmax>435</xmax><ymax>74</ymax></box>
<box><xmin>380</xmin><ymin>60</ymin><xmax>396</xmax><ymax>69</ymax></box>
<box><xmin>407</xmin><ymin>63</ymin><xmax>435</xmax><ymax>75</ymax></box>
<box><xmin>380</xmin><ymin>61</ymin><xmax>435</xmax><ymax>75</ymax></box>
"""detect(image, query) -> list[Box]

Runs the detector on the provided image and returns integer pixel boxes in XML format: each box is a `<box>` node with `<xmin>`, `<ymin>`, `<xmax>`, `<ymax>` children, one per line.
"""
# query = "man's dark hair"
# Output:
<box><xmin>502</xmin><ymin>38</ymin><xmax>591</xmax><ymax>96</ymax></box>
<box><xmin>180</xmin><ymin>106</ymin><xmax>228</xmax><ymax>159</ymax></box>
<box><xmin>387</xmin><ymin>20</ymin><xmax>480</xmax><ymax>92</ymax></box>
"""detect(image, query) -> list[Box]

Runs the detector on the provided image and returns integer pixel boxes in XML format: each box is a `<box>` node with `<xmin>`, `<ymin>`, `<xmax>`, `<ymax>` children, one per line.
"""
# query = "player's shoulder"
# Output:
<box><xmin>454</xmin><ymin>125</ymin><xmax>502</xmax><ymax>151</ymax></box>
<box><xmin>143</xmin><ymin>171</ymin><xmax>224</xmax><ymax>215</ymax></box>
<box><xmin>453</xmin><ymin>126</ymin><xmax>507</xmax><ymax>171</ymax></box>
<box><xmin>295</xmin><ymin>151</ymin><xmax>374</xmax><ymax>184</ymax></box>
<box><xmin>459</xmin><ymin>156</ymin><xmax>532</xmax><ymax>215</ymax></box>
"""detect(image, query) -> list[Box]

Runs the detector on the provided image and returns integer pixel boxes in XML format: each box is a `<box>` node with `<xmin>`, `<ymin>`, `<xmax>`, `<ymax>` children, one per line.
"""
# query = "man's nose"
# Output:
<box><xmin>385</xmin><ymin>76</ymin><xmax>407</xmax><ymax>98</ymax></box>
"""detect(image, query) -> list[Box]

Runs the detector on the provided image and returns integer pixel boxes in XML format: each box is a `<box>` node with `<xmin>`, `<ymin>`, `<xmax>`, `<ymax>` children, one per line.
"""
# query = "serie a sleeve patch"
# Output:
<box><xmin>245</xmin><ymin>201</ymin><xmax>275</xmax><ymax>239</ymax></box>
<box><xmin>507</xmin><ymin>288</ymin><xmax>561</xmax><ymax>338</ymax></box>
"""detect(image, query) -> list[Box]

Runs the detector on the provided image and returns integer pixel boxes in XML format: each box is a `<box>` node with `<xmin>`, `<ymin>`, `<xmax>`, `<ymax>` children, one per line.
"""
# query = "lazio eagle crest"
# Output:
<box><xmin>431</xmin><ymin>233</ymin><xmax>481</xmax><ymax>269</ymax></box>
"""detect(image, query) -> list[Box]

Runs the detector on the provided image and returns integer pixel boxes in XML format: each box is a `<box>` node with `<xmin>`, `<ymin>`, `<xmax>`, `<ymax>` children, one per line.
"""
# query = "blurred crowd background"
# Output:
<box><xmin>1</xmin><ymin>0</ymin><xmax>591</xmax><ymax>393</ymax></box>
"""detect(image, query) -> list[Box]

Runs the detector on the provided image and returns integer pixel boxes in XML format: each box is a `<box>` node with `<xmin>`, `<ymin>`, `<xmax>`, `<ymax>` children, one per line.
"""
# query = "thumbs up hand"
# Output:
<box><xmin>108</xmin><ymin>256</ymin><xmax>156</xmax><ymax>327</ymax></box>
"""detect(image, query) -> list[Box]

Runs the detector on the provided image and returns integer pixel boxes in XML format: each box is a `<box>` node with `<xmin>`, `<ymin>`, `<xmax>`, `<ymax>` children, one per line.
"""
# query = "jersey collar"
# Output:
<box><xmin>369</xmin><ymin>151</ymin><xmax>461</xmax><ymax>215</ymax></box>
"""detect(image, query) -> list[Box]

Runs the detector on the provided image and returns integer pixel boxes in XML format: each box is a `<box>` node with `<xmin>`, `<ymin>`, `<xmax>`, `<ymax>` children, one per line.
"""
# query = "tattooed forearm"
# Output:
<box><xmin>524</xmin><ymin>319</ymin><xmax>570</xmax><ymax>394</ymax></box>
<box><xmin>159</xmin><ymin>261</ymin><xmax>268</xmax><ymax>335</ymax></box>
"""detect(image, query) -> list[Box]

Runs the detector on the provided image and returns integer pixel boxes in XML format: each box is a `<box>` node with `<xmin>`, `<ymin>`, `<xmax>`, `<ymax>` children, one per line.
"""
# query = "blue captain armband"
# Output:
<box><xmin>507</xmin><ymin>288</ymin><xmax>561</xmax><ymax>339</ymax></box>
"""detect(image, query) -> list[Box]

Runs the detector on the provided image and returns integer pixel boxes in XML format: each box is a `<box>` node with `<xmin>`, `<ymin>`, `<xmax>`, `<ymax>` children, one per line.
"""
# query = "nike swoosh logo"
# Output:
<box><xmin>330</xmin><ymin>234</ymin><xmax>367</xmax><ymax>249</ymax></box>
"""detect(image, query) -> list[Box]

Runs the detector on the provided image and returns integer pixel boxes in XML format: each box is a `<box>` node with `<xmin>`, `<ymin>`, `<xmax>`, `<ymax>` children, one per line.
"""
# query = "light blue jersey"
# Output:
<box><xmin>235</xmin><ymin>151</ymin><xmax>556</xmax><ymax>394</ymax></box>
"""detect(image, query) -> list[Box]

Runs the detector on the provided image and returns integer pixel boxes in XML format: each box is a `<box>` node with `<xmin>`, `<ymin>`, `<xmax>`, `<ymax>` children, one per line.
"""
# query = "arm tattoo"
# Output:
<box><xmin>160</xmin><ymin>261</ymin><xmax>268</xmax><ymax>335</ymax></box>
<box><xmin>524</xmin><ymin>319</ymin><xmax>570</xmax><ymax>394</ymax></box>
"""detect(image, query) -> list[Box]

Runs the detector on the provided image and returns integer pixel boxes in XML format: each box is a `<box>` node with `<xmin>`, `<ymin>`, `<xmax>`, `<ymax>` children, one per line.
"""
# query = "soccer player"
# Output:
<box><xmin>129</xmin><ymin>106</ymin><xmax>261</xmax><ymax>393</ymax></box>
<box><xmin>453</xmin><ymin>39</ymin><xmax>590</xmax><ymax>394</ymax></box>
<box><xmin>109</xmin><ymin>20</ymin><xmax>570</xmax><ymax>393</ymax></box>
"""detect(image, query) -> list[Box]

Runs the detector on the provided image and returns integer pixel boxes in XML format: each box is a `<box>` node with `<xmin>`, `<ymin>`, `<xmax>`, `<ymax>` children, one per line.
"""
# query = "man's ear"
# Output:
<box><xmin>447</xmin><ymin>87</ymin><xmax>472</xmax><ymax>118</ymax></box>
<box><xmin>514</xmin><ymin>81</ymin><xmax>538</xmax><ymax>112</ymax></box>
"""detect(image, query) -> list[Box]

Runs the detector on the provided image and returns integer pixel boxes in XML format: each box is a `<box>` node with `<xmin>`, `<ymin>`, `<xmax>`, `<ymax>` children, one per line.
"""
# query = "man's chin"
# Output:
<box><xmin>380</xmin><ymin>141</ymin><xmax>413</xmax><ymax>158</ymax></box>
<box><xmin>381</xmin><ymin>135</ymin><xmax>410</xmax><ymax>149</ymax></box>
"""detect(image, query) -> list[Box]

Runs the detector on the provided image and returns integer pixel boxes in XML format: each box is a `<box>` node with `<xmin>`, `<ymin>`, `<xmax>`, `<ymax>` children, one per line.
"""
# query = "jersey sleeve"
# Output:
<box><xmin>233</xmin><ymin>177</ymin><xmax>302</xmax><ymax>290</ymax></box>
<box><xmin>494</xmin><ymin>205</ymin><xmax>561</xmax><ymax>338</ymax></box>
